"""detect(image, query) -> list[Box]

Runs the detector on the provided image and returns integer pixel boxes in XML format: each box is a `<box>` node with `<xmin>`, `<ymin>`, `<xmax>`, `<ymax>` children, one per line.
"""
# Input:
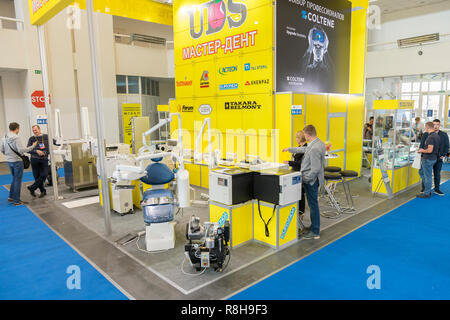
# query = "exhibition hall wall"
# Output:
<box><xmin>0</xmin><ymin>0</ymin><xmax>175</xmax><ymax>153</ymax></box>
<box><xmin>366</xmin><ymin>1</ymin><xmax>450</xmax><ymax>78</ymax></box>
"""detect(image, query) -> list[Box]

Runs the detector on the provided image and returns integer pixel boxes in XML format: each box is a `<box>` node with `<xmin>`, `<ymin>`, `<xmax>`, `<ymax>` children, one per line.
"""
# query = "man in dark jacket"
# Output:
<box><xmin>27</xmin><ymin>125</ymin><xmax>50</xmax><ymax>198</ymax></box>
<box><xmin>419</xmin><ymin>119</ymin><xmax>449</xmax><ymax>196</ymax></box>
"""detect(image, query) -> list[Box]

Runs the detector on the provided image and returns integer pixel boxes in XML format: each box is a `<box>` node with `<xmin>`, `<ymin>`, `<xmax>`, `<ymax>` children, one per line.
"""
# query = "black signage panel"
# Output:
<box><xmin>276</xmin><ymin>0</ymin><xmax>352</xmax><ymax>94</ymax></box>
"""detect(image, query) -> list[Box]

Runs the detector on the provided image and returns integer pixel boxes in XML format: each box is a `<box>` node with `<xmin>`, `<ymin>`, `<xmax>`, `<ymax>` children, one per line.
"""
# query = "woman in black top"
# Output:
<box><xmin>284</xmin><ymin>131</ymin><xmax>307</xmax><ymax>220</ymax></box>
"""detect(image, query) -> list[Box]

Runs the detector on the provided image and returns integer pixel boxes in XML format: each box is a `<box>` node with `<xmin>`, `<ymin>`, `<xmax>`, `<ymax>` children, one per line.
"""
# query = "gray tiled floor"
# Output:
<box><xmin>5</xmin><ymin>162</ymin><xmax>447</xmax><ymax>300</ymax></box>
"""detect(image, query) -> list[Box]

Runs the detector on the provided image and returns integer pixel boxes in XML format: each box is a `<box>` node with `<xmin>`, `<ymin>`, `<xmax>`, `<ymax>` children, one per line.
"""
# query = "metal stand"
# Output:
<box><xmin>373</xmin><ymin>139</ymin><xmax>394</xmax><ymax>200</ymax></box>
<box><xmin>321</xmin><ymin>183</ymin><xmax>343</xmax><ymax>219</ymax></box>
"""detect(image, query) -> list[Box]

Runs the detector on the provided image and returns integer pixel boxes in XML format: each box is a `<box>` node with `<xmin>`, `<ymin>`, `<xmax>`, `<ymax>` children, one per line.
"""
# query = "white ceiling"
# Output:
<box><xmin>370</xmin><ymin>0</ymin><xmax>450</xmax><ymax>14</ymax></box>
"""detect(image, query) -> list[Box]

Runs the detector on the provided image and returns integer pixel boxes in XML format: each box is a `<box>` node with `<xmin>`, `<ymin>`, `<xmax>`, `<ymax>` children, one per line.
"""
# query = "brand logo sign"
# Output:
<box><xmin>200</xmin><ymin>71</ymin><xmax>210</xmax><ymax>88</ymax></box>
<box><xmin>176</xmin><ymin>80</ymin><xmax>193</xmax><ymax>87</ymax></box>
<box><xmin>225</xmin><ymin>101</ymin><xmax>262</xmax><ymax>110</ymax></box>
<box><xmin>244</xmin><ymin>79</ymin><xmax>270</xmax><ymax>86</ymax></box>
<box><xmin>219</xmin><ymin>66</ymin><xmax>238</xmax><ymax>75</ymax></box>
<box><xmin>188</xmin><ymin>0</ymin><xmax>248</xmax><ymax>40</ymax></box>
<box><xmin>291</xmin><ymin>105</ymin><xmax>302</xmax><ymax>115</ymax></box>
<box><xmin>219</xmin><ymin>83</ymin><xmax>238</xmax><ymax>90</ymax></box>
<box><xmin>280</xmin><ymin>207</ymin><xmax>296</xmax><ymax>240</ymax></box>
<box><xmin>244</xmin><ymin>63</ymin><xmax>268</xmax><ymax>71</ymax></box>
<box><xmin>178</xmin><ymin>104</ymin><xmax>194</xmax><ymax>113</ymax></box>
<box><xmin>218</xmin><ymin>211</ymin><xmax>229</xmax><ymax>227</ymax></box>
<box><xmin>199</xmin><ymin>104</ymin><xmax>212</xmax><ymax>115</ymax></box>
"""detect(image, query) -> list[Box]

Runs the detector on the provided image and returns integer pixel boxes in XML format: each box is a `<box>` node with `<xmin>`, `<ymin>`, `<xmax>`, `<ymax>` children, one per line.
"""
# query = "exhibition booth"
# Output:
<box><xmin>29</xmin><ymin>0</ymin><xmax>430</xmax><ymax>294</ymax></box>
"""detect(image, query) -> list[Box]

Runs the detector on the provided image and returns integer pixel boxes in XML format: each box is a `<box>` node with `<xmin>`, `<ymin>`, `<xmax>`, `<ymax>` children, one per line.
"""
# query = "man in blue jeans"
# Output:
<box><xmin>284</xmin><ymin>125</ymin><xmax>326</xmax><ymax>239</ymax></box>
<box><xmin>1</xmin><ymin>122</ymin><xmax>37</xmax><ymax>206</ymax></box>
<box><xmin>419</xmin><ymin>119</ymin><xmax>449</xmax><ymax>196</ymax></box>
<box><xmin>417</xmin><ymin>122</ymin><xmax>441</xmax><ymax>199</ymax></box>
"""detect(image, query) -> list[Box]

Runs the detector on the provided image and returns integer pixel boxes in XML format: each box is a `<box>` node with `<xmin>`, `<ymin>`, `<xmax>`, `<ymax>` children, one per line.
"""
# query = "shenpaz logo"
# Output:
<box><xmin>225</xmin><ymin>101</ymin><xmax>262</xmax><ymax>110</ymax></box>
<box><xmin>244</xmin><ymin>79</ymin><xmax>270</xmax><ymax>86</ymax></box>
<box><xmin>200</xmin><ymin>71</ymin><xmax>210</xmax><ymax>88</ymax></box>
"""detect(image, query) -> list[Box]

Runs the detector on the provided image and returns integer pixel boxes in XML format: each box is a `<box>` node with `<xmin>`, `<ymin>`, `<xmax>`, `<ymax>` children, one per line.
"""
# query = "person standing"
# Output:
<box><xmin>283</xmin><ymin>125</ymin><xmax>326</xmax><ymax>240</ymax></box>
<box><xmin>419</xmin><ymin>119</ymin><xmax>449</xmax><ymax>196</ymax></box>
<box><xmin>417</xmin><ymin>122</ymin><xmax>440</xmax><ymax>199</ymax></box>
<box><xmin>27</xmin><ymin>125</ymin><xmax>50</xmax><ymax>198</ymax></box>
<box><xmin>283</xmin><ymin>131</ymin><xmax>308</xmax><ymax>232</ymax></box>
<box><xmin>1</xmin><ymin>122</ymin><xmax>38</xmax><ymax>206</ymax></box>
<box><xmin>363</xmin><ymin>116</ymin><xmax>374</xmax><ymax>140</ymax></box>
<box><xmin>413</xmin><ymin>117</ymin><xmax>425</xmax><ymax>142</ymax></box>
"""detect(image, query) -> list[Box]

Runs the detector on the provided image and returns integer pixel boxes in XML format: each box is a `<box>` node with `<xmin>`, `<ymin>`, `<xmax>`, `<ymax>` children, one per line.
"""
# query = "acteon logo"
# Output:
<box><xmin>188</xmin><ymin>0</ymin><xmax>248</xmax><ymax>40</ymax></box>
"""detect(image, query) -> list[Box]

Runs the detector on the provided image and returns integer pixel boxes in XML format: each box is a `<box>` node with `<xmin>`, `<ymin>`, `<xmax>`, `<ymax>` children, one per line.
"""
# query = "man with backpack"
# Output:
<box><xmin>1</xmin><ymin>122</ymin><xmax>37</xmax><ymax>206</ymax></box>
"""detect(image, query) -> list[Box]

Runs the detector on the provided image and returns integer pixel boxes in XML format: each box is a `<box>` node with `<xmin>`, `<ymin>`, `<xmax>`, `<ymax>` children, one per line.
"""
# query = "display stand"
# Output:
<box><xmin>371</xmin><ymin>100</ymin><xmax>420</xmax><ymax>197</ymax></box>
<box><xmin>253</xmin><ymin>200</ymin><xmax>298</xmax><ymax>250</ymax></box>
<box><xmin>209</xmin><ymin>200</ymin><xmax>253</xmax><ymax>248</ymax></box>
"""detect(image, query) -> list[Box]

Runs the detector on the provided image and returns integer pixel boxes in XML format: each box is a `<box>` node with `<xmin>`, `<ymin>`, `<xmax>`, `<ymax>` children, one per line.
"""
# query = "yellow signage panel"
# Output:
<box><xmin>173</xmin><ymin>0</ymin><xmax>273</xmax><ymax>98</ymax></box>
<box><xmin>75</xmin><ymin>0</ymin><xmax>173</xmax><ymax>26</ymax></box>
<box><xmin>122</xmin><ymin>103</ymin><xmax>142</xmax><ymax>147</ymax></box>
<box><xmin>29</xmin><ymin>0</ymin><xmax>73</xmax><ymax>25</ymax></box>
<box><xmin>373</xmin><ymin>100</ymin><xmax>414</xmax><ymax>110</ymax></box>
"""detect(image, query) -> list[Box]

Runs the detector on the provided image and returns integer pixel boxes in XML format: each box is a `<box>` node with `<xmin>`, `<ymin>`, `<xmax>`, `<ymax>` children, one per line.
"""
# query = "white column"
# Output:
<box><xmin>86</xmin><ymin>0</ymin><xmax>112</xmax><ymax>236</ymax></box>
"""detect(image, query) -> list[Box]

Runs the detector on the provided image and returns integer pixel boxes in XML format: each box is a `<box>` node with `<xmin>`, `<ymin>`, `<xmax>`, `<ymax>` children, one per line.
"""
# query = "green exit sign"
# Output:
<box><xmin>34</xmin><ymin>70</ymin><xmax>41</xmax><ymax>75</ymax></box>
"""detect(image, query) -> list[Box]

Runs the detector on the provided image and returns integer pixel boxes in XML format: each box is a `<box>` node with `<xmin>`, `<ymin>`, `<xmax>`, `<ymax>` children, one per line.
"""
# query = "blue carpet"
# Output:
<box><xmin>0</xmin><ymin>168</ymin><xmax>64</xmax><ymax>186</ymax></box>
<box><xmin>0</xmin><ymin>187</ymin><xmax>127</xmax><ymax>300</ymax></box>
<box><xmin>230</xmin><ymin>180</ymin><xmax>450</xmax><ymax>300</ymax></box>
<box><xmin>443</xmin><ymin>163</ymin><xmax>450</xmax><ymax>172</ymax></box>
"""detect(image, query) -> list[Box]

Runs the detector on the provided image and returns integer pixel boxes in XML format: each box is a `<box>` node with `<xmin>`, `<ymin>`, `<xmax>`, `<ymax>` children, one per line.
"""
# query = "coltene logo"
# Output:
<box><xmin>188</xmin><ymin>0</ymin><xmax>248</xmax><ymax>40</ymax></box>
<box><xmin>225</xmin><ymin>101</ymin><xmax>261</xmax><ymax>110</ymax></box>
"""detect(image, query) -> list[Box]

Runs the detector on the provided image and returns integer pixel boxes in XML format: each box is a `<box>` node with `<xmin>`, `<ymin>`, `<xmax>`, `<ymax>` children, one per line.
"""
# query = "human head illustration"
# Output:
<box><xmin>308</xmin><ymin>26</ymin><xmax>329</xmax><ymax>64</ymax></box>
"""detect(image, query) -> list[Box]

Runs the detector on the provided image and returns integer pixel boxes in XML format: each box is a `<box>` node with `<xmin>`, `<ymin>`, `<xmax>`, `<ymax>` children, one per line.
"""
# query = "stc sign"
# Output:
<box><xmin>31</xmin><ymin>90</ymin><xmax>50</xmax><ymax>108</ymax></box>
<box><xmin>188</xmin><ymin>0</ymin><xmax>247</xmax><ymax>39</ymax></box>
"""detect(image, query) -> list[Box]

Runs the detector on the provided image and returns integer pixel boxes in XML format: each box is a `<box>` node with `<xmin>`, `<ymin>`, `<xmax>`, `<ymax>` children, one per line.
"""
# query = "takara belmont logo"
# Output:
<box><xmin>219</xmin><ymin>83</ymin><xmax>238</xmax><ymax>90</ymax></box>
<box><xmin>200</xmin><ymin>71</ymin><xmax>210</xmax><ymax>88</ymax></box>
<box><xmin>219</xmin><ymin>66</ymin><xmax>238</xmax><ymax>75</ymax></box>
<box><xmin>225</xmin><ymin>101</ymin><xmax>261</xmax><ymax>110</ymax></box>
<box><xmin>244</xmin><ymin>63</ymin><xmax>268</xmax><ymax>71</ymax></box>
<box><xmin>178</xmin><ymin>105</ymin><xmax>194</xmax><ymax>112</ymax></box>
<box><xmin>245</xmin><ymin>79</ymin><xmax>270</xmax><ymax>86</ymax></box>
<box><xmin>188</xmin><ymin>0</ymin><xmax>248</xmax><ymax>39</ymax></box>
